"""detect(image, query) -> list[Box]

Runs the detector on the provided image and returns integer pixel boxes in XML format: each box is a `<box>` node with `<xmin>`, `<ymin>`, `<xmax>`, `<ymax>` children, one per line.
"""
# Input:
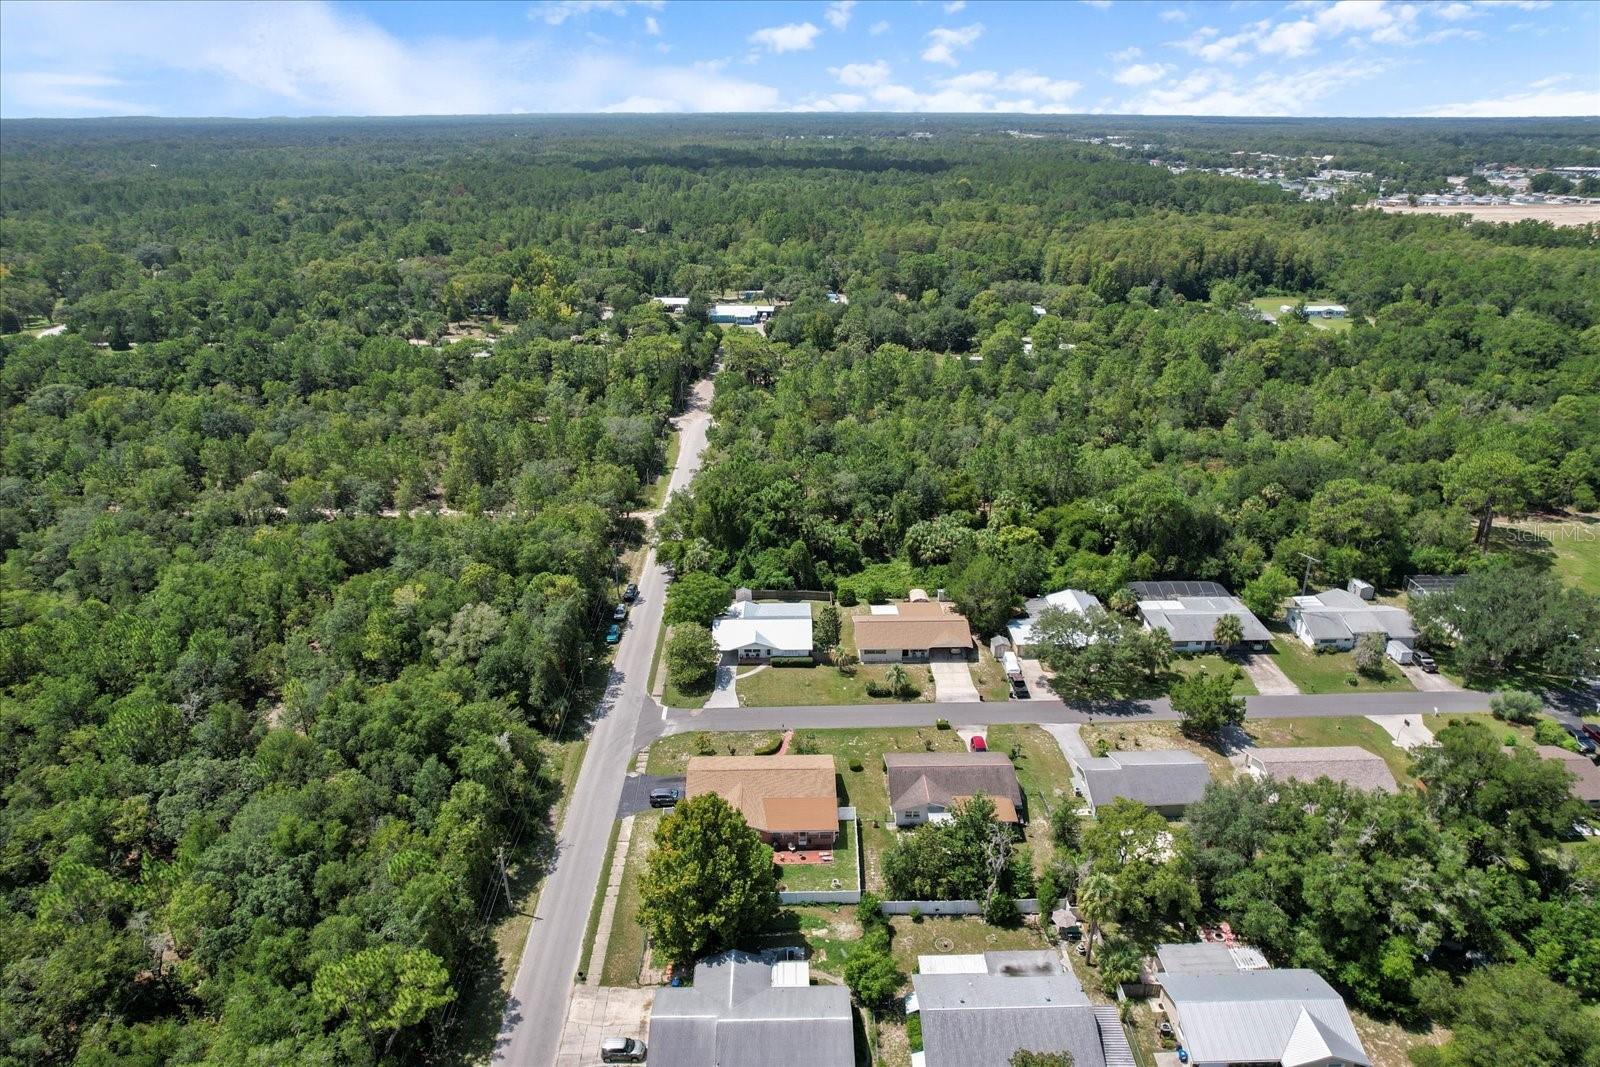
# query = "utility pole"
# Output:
<box><xmin>1298</xmin><ymin>552</ymin><xmax>1322</xmax><ymax>596</ymax></box>
<box><xmin>496</xmin><ymin>845</ymin><xmax>512</xmax><ymax>909</ymax></box>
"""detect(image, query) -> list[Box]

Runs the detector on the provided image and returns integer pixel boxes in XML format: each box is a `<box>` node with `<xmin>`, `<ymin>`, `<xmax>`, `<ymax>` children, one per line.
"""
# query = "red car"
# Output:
<box><xmin>1583</xmin><ymin>723</ymin><xmax>1600</xmax><ymax>747</ymax></box>
<box><xmin>970</xmin><ymin>735</ymin><xmax>987</xmax><ymax>752</ymax></box>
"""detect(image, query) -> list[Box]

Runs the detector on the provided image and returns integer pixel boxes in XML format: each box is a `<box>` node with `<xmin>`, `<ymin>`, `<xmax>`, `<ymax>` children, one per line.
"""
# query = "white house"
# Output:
<box><xmin>653</xmin><ymin>295</ymin><xmax>690</xmax><ymax>311</ymax></box>
<box><xmin>1130</xmin><ymin>581</ymin><xmax>1272</xmax><ymax>653</ymax></box>
<box><xmin>709</xmin><ymin>303</ymin><xmax>777</xmax><ymax>325</ymax></box>
<box><xmin>1007</xmin><ymin>588</ymin><xmax>1102</xmax><ymax>654</ymax></box>
<box><xmin>711</xmin><ymin>601</ymin><xmax>814</xmax><ymax>662</ymax></box>
<box><xmin>1286</xmin><ymin>589</ymin><xmax>1416</xmax><ymax>651</ymax></box>
<box><xmin>1159</xmin><ymin>969</ymin><xmax>1370</xmax><ymax>1067</ymax></box>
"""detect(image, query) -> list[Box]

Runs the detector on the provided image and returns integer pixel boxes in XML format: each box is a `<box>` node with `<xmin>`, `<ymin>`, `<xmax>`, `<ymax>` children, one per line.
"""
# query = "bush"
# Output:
<box><xmin>935</xmin><ymin>718</ymin><xmax>951</xmax><ymax>730</ymax></box>
<box><xmin>983</xmin><ymin>892</ymin><xmax>1020</xmax><ymax>927</ymax></box>
<box><xmin>836</xmin><ymin>587</ymin><xmax>858</xmax><ymax>607</ymax></box>
<box><xmin>865</xmin><ymin>681</ymin><xmax>893</xmax><ymax>697</ymax></box>
<box><xmin>849</xmin><ymin>758</ymin><xmax>863</xmax><ymax>772</ymax></box>
<box><xmin>754</xmin><ymin>737</ymin><xmax>783</xmax><ymax>756</ymax></box>
<box><xmin>1491</xmin><ymin>689</ymin><xmax>1542</xmax><ymax>724</ymax></box>
<box><xmin>908</xmin><ymin>904</ymin><xmax>922</xmax><ymax>922</ymax></box>
<box><xmin>906</xmin><ymin>1013</ymin><xmax>923</xmax><ymax>1053</ymax></box>
<box><xmin>768</xmin><ymin>655</ymin><xmax>814</xmax><ymax>667</ymax></box>
<box><xmin>1353</xmin><ymin>632</ymin><xmax>1388</xmax><ymax>677</ymax></box>
<box><xmin>855</xmin><ymin>891</ymin><xmax>886</xmax><ymax>931</ymax></box>
<box><xmin>1533</xmin><ymin>716</ymin><xmax>1579</xmax><ymax>751</ymax></box>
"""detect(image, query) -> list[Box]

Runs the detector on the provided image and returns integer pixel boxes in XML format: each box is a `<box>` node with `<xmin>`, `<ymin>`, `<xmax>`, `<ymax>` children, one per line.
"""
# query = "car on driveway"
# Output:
<box><xmin>649</xmin><ymin>787</ymin><xmax>681</xmax><ymax>808</ymax></box>
<box><xmin>1565</xmin><ymin>724</ymin><xmax>1597</xmax><ymax>758</ymax></box>
<box><xmin>1415</xmin><ymin>652</ymin><xmax>1437</xmax><ymax>673</ymax></box>
<box><xmin>605</xmin><ymin>623</ymin><xmax>622</xmax><ymax>645</ymax></box>
<box><xmin>1009</xmin><ymin>678</ymin><xmax>1030</xmax><ymax>700</ymax></box>
<box><xmin>599</xmin><ymin>1036</ymin><xmax>647</xmax><ymax>1063</ymax></box>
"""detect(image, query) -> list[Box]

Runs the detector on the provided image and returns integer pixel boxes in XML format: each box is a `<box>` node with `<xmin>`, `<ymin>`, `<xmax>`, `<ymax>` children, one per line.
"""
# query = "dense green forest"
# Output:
<box><xmin>2</xmin><ymin>115</ymin><xmax>1598</xmax><ymax>1064</ymax></box>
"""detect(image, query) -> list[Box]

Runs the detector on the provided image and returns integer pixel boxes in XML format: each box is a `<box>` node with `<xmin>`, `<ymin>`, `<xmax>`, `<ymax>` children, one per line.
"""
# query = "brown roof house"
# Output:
<box><xmin>854</xmin><ymin>601</ymin><xmax>974</xmax><ymax>663</ymax></box>
<box><xmin>686</xmin><ymin>755</ymin><xmax>840</xmax><ymax>849</ymax></box>
<box><xmin>1535</xmin><ymin>745</ymin><xmax>1600</xmax><ymax>810</ymax></box>
<box><xmin>884</xmin><ymin>752</ymin><xmax>1025</xmax><ymax>827</ymax></box>
<box><xmin>1242</xmin><ymin>747</ymin><xmax>1399</xmax><ymax>794</ymax></box>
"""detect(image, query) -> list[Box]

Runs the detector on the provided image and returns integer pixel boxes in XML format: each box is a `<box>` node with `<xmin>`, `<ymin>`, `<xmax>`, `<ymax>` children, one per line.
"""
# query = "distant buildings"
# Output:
<box><xmin>709</xmin><ymin>303</ymin><xmax>776</xmax><ymax>325</ymax></box>
<box><xmin>1130</xmin><ymin>581</ymin><xmax>1272</xmax><ymax>653</ymax></box>
<box><xmin>649</xmin><ymin>952</ymin><xmax>854</xmax><ymax>1067</ymax></box>
<box><xmin>1069</xmin><ymin>749</ymin><xmax>1213</xmax><ymax>818</ymax></box>
<box><xmin>1278</xmin><ymin>303</ymin><xmax>1347</xmax><ymax>319</ymax></box>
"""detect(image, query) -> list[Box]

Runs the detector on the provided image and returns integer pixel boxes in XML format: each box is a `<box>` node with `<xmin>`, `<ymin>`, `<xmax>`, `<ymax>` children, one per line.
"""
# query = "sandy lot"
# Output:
<box><xmin>1373</xmin><ymin>203</ymin><xmax>1600</xmax><ymax>227</ymax></box>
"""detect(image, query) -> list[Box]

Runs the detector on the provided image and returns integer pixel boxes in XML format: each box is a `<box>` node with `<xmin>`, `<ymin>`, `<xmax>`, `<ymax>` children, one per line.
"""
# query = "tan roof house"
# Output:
<box><xmin>1242</xmin><ymin>747</ymin><xmax>1400</xmax><ymax>794</ymax></box>
<box><xmin>686</xmin><ymin>755</ymin><xmax>839</xmax><ymax>848</ymax></box>
<box><xmin>883</xmin><ymin>752</ymin><xmax>1025</xmax><ymax>826</ymax></box>
<box><xmin>1534</xmin><ymin>745</ymin><xmax>1600</xmax><ymax>809</ymax></box>
<box><xmin>854</xmin><ymin>601</ymin><xmax>974</xmax><ymax>663</ymax></box>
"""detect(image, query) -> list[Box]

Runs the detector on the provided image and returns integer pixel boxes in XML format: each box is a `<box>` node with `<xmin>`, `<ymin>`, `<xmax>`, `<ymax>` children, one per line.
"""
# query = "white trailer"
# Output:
<box><xmin>1386</xmin><ymin>639</ymin><xmax>1415</xmax><ymax>665</ymax></box>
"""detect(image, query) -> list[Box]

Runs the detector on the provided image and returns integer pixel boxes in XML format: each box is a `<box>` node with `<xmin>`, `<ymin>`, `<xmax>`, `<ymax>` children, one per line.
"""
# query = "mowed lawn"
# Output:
<box><xmin>1269</xmin><ymin>634</ymin><xmax>1415</xmax><ymax>694</ymax></box>
<box><xmin>600</xmin><ymin>810</ymin><xmax>659</xmax><ymax>986</ymax></box>
<box><xmin>1172</xmin><ymin>653</ymin><xmax>1259</xmax><ymax>696</ymax></box>
<box><xmin>734</xmin><ymin>608</ymin><xmax>937</xmax><ymax>706</ymax></box>
<box><xmin>774</xmin><ymin>820</ymin><xmax>859</xmax><ymax>893</ymax></box>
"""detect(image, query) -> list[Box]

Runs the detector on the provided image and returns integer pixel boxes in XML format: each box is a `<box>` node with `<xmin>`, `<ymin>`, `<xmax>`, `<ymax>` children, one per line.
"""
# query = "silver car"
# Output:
<box><xmin>599</xmin><ymin>1036</ymin><xmax>646</xmax><ymax>1063</ymax></box>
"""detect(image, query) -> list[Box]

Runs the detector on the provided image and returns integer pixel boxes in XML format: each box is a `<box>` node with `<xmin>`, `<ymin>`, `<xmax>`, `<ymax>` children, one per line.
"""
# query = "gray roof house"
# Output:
<box><xmin>1129</xmin><ymin>581</ymin><xmax>1272</xmax><ymax>652</ymax></box>
<box><xmin>1159</xmin><ymin>969</ymin><xmax>1371</xmax><ymax>1067</ymax></box>
<box><xmin>1070</xmin><ymin>750</ymin><xmax>1213</xmax><ymax>817</ymax></box>
<box><xmin>1286</xmin><ymin>589</ymin><xmax>1417</xmax><ymax>651</ymax></box>
<box><xmin>884</xmin><ymin>751</ymin><xmax>1026</xmax><ymax>826</ymax></box>
<box><xmin>1007</xmin><ymin>588</ymin><xmax>1103</xmax><ymax>652</ymax></box>
<box><xmin>648</xmin><ymin>952</ymin><xmax>853</xmax><ymax>1067</ymax></box>
<box><xmin>909</xmin><ymin>951</ymin><xmax>1131</xmax><ymax>1067</ymax></box>
<box><xmin>1243</xmin><ymin>746</ymin><xmax>1400</xmax><ymax>794</ymax></box>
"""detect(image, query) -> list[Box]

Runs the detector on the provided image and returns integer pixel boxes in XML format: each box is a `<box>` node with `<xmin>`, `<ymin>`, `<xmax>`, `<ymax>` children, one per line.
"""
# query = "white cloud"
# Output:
<box><xmin>869</xmin><ymin>19</ymin><xmax>890</xmax><ymax>35</ymax></box>
<box><xmin>829</xmin><ymin>60</ymin><xmax>891</xmax><ymax>87</ymax></box>
<box><xmin>0</xmin><ymin>0</ymin><xmax>775</xmax><ymax>117</ymax></box>
<box><xmin>1080</xmin><ymin>0</ymin><xmax>1114</xmax><ymax>8</ymax></box>
<box><xmin>825</xmin><ymin>1</ymin><xmax>856</xmax><ymax>31</ymax></box>
<box><xmin>1159</xmin><ymin>8</ymin><xmax>1188</xmax><ymax>21</ymax></box>
<box><xmin>1174</xmin><ymin>26</ymin><xmax>1256</xmax><ymax>65</ymax></box>
<box><xmin>944</xmin><ymin>0</ymin><xmax>967</xmax><ymax>12</ymax></box>
<box><xmin>748</xmin><ymin>21</ymin><xmax>821</xmax><ymax>53</ymax></box>
<box><xmin>534</xmin><ymin>0</ymin><xmax>663</xmax><ymax>26</ymax></box>
<box><xmin>1433</xmin><ymin>2</ymin><xmax>1476</xmax><ymax>19</ymax></box>
<box><xmin>1110</xmin><ymin>46</ymin><xmax>1143</xmax><ymax>62</ymax></box>
<box><xmin>1421</xmin><ymin>26</ymin><xmax>1483</xmax><ymax>42</ymax></box>
<box><xmin>643</xmin><ymin>15</ymin><xmax>660</xmax><ymax>35</ymax></box>
<box><xmin>1119</xmin><ymin>59</ymin><xmax>1386</xmax><ymax>115</ymax></box>
<box><xmin>1415</xmin><ymin>84</ymin><xmax>1600</xmax><ymax>117</ymax></box>
<box><xmin>922</xmin><ymin>23</ymin><xmax>984</xmax><ymax>65</ymax></box>
<box><xmin>1114</xmin><ymin>62</ymin><xmax>1174</xmax><ymax>86</ymax></box>
<box><xmin>1257</xmin><ymin>18</ymin><xmax>1319</xmax><ymax>56</ymax></box>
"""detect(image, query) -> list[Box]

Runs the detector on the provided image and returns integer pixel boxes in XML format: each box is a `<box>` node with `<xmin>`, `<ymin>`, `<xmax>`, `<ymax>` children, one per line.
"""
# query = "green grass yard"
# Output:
<box><xmin>774</xmin><ymin>820</ymin><xmax>859</xmax><ymax>893</ymax></box>
<box><xmin>1249</xmin><ymin>295</ymin><xmax>1353</xmax><ymax>331</ymax></box>
<box><xmin>1172</xmin><ymin>653</ymin><xmax>1259</xmax><ymax>696</ymax></box>
<box><xmin>1269</xmin><ymin>634</ymin><xmax>1415</xmax><ymax>694</ymax></box>
<box><xmin>600</xmin><ymin>810</ymin><xmax>659</xmax><ymax>986</ymax></box>
<box><xmin>1498</xmin><ymin>514</ymin><xmax>1600</xmax><ymax>595</ymax></box>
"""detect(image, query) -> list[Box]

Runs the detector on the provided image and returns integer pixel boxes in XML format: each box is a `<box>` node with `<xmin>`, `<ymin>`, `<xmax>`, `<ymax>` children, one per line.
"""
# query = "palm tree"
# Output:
<box><xmin>885</xmin><ymin>663</ymin><xmax>910</xmax><ymax>697</ymax></box>
<box><xmin>1212</xmin><ymin>613</ymin><xmax>1244</xmax><ymax>654</ymax></box>
<box><xmin>1076</xmin><ymin>871</ymin><xmax>1117</xmax><ymax>967</ymax></box>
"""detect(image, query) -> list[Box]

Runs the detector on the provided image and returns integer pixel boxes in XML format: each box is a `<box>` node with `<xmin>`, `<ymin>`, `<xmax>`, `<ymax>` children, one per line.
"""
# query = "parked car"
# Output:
<box><xmin>613</xmin><ymin>603</ymin><xmax>628</xmax><ymax>621</ymax></box>
<box><xmin>623</xmin><ymin>582</ymin><xmax>639</xmax><ymax>602</ymax></box>
<box><xmin>649</xmin><ymin>787</ymin><xmax>681</xmax><ymax>808</ymax></box>
<box><xmin>1009</xmin><ymin>678</ymin><xmax>1030</xmax><ymax>700</ymax></box>
<box><xmin>970</xmin><ymin>735</ymin><xmax>987</xmax><ymax>752</ymax></box>
<box><xmin>599</xmin><ymin>1036</ymin><xmax>647</xmax><ymax>1063</ymax></box>
<box><xmin>1415</xmin><ymin>652</ymin><xmax>1437</xmax><ymax>673</ymax></box>
<box><xmin>1582</xmin><ymin>723</ymin><xmax>1600</xmax><ymax>748</ymax></box>
<box><xmin>605</xmin><ymin>623</ymin><xmax>622</xmax><ymax>645</ymax></box>
<box><xmin>1565</xmin><ymin>725</ymin><xmax>1597</xmax><ymax>757</ymax></box>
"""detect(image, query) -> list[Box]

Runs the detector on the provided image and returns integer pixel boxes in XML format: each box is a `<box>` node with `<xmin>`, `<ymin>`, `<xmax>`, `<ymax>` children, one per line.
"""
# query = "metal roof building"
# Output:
<box><xmin>648</xmin><ymin>953</ymin><xmax>854</xmax><ymax>1067</ymax></box>
<box><xmin>1129</xmin><ymin>581</ymin><xmax>1272</xmax><ymax>652</ymax></box>
<box><xmin>711</xmin><ymin>600</ymin><xmax>814</xmax><ymax>660</ymax></box>
<box><xmin>1287</xmin><ymin>588</ymin><xmax>1416</xmax><ymax>650</ymax></box>
<box><xmin>1406</xmin><ymin>574</ymin><xmax>1466</xmax><ymax>599</ymax></box>
<box><xmin>1160</xmin><ymin>969</ymin><xmax>1370</xmax><ymax>1067</ymax></box>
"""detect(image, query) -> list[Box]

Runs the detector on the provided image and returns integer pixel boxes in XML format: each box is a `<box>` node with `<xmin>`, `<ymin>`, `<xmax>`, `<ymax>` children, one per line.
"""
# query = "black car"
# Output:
<box><xmin>1415</xmin><ymin>652</ymin><xmax>1437</xmax><ymax>673</ymax></box>
<box><xmin>1009</xmin><ymin>679</ymin><xmax>1030</xmax><ymax>700</ymax></box>
<box><xmin>1566</xmin><ymin>725</ymin><xmax>1598</xmax><ymax>757</ymax></box>
<box><xmin>623</xmin><ymin>582</ymin><xmax>639</xmax><ymax>602</ymax></box>
<box><xmin>649</xmin><ymin>787</ymin><xmax>681</xmax><ymax>808</ymax></box>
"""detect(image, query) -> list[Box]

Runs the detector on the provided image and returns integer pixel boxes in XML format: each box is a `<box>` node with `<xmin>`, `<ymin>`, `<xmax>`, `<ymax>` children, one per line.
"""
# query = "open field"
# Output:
<box><xmin>1498</xmin><ymin>513</ymin><xmax>1600</xmax><ymax>595</ymax></box>
<box><xmin>1270</xmin><ymin>635</ymin><xmax>1415</xmax><ymax>694</ymax></box>
<box><xmin>1372</xmin><ymin>202</ymin><xmax>1600</xmax><ymax>227</ymax></box>
<box><xmin>1250</xmin><ymin>296</ymin><xmax>1352</xmax><ymax>331</ymax></box>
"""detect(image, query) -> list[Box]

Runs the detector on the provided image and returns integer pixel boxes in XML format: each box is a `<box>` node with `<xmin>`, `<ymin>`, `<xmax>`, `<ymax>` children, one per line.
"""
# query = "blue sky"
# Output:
<box><xmin>2</xmin><ymin>1</ymin><xmax>1596</xmax><ymax>119</ymax></box>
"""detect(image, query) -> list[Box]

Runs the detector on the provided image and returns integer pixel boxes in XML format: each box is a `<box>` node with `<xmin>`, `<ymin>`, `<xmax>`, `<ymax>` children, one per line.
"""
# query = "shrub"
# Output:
<box><xmin>768</xmin><ymin>655</ymin><xmax>814</xmax><ymax>667</ymax></box>
<box><xmin>753</xmin><ymin>737</ymin><xmax>783</xmax><ymax>756</ymax></box>
<box><xmin>855</xmin><ymin>892</ymin><xmax>886</xmax><ymax>931</ymax></box>
<box><xmin>1533</xmin><ymin>716</ymin><xmax>1578</xmax><ymax>751</ymax></box>
<box><xmin>906</xmin><ymin>1013</ymin><xmax>923</xmax><ymax>1053</ymax></box>
<box><xmin>836</xmin><ymin>587</ymin><xmax>858</xmax><ymax>607</ymax></box>
<box><xmin>848</xmin><ymin>758</ymin><xmax>863</xmax><ymax>772</ymax></box>
<box><xmin>1491</xmin><ymin>689</ymin><xmax>1542</xmax><ymax>724</ymax></box>
<box><xmin>908</xmin><ymin>904</ymin><xmax>922</xmax><ymax>922</ymax></box>
<box><xmin>865</xmin><ymin>681</ymin><xmax>893</xmax><ymax>697</ymax></box>
<box><xmin>935</xmin><ymin>718</ymin><xmax>951</xmax><ymax>730</ymax></box>
<box><xmin>982</xmin><ymin>892</ymin><xmax>1020</xmax><ymax>927</ymax></box>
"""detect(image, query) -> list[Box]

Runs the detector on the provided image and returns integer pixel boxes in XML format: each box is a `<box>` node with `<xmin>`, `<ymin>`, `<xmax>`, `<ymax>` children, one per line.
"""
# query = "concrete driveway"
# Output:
<box><xmin>617</xmin><ymin>774</ymin><xmax>686</xmax><ymax>818</ymax></box>
<box><xmin>930</xmin><ymin>658</ymin><xmax>981</xmax><ymax>702</ymax></box>
<box><xmin>705</xmin><ymin>653</ymin><xmax>740</xmax><ymax>708</ymax></box>
<box><xmin>1239</xmin><ymin>653</ymin><xmax>1300</xmax><ymax>695</ymax></box>
<box><xmin>554</xmin><ymin>986</ymin><xmax>653</xmax><ymax>1067</ymax></box>
<box><xmin>1020</xmin><ymin>658</ymin><xmax>1055</xmax><ymax>700</ymax></box>
<box><xmin>1401</xmin><ymin>663</ymin><xmax>1463</xmax><ymax>692</ymax></box>
<box><xmin>1367</xmin><ymin>714</ymin><xmax>1435</xmax><ymax>751</ymax></box>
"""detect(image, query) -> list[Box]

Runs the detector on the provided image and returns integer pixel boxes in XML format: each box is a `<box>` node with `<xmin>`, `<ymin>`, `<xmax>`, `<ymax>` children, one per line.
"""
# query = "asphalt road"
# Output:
<box><xmin>617</xmin><ymin>774</ymin><xmax>686</xmax><ymax>818</ymax></box>
<box><xmin>657</xmin><ymin>688</ymin><xmax>1498</xmax><ymax>735</ymax></box>
<box><xmin>492</xmin><ymin>373</ymin><xmax>715</xmax><ymax>1067</ymax></box>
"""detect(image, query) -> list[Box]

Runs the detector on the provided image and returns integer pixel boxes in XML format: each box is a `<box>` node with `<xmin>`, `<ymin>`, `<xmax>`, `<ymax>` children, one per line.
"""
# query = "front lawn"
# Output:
<box><xmin>1497</xmin><ymin>514</ymin><xmax>1600</xmax><ymax>595</ymax></box>
<box><xmin>1269</xmin><ymin>635</ymin><xmax>1414</xmax><ymax>694</ymax></box>
<box><xmin>601</xmin><ymin>810</ymin><xmax>660</xmax><ymax>986</ymax></box>
<box><xmin>1079</xmin><ymin>720</ymin><xmax>1238</xmax><ymax>784</ymax></box>
<box><xmin>970</xmin><ymin>646</ymin><xmax>1014</xmax><ymax>702</ymax></box>
<box><xmin>736</xmin><ymin>661</ymin><xmax>928</xmax><ymax>707</ymax></box>
<box><xmin>1172</xmin><ymin>653</ymin><xmax>1259</xmax><ymax>696</ymax></box>
<box><xmin>1245</xmin><ymin>715</ymin><xmax>1416</xmax><ymax>786</ymax></box>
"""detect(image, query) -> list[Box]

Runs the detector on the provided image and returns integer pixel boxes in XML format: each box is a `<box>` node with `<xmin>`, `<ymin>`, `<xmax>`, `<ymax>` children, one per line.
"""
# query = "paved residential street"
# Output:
<box><xmin>492</xmin><ymin>374</ymin><xmax>714</xmax><ymax>1067</ymax></box>
<box><xmin>657</xmin><ymin>689</ymin><xmax>1495</xmax><ymax>735</ymax></box>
